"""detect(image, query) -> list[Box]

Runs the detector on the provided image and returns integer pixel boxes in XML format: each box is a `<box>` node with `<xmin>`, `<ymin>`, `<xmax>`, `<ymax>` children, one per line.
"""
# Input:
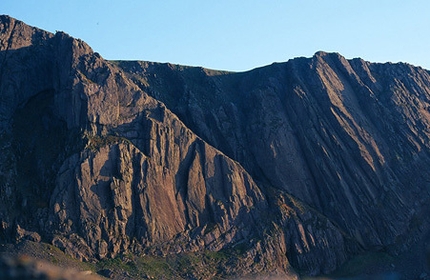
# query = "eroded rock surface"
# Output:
<box><xmin>1</xmin><ymin>15</ymin><xmax>430</xmax><ymax>278</ymax></box>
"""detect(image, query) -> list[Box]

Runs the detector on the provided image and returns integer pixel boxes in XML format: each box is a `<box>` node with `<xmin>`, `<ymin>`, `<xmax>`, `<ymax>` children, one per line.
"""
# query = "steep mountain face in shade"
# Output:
<box><xmin>1</xmin><ymin>15</ymin><xmax>430</xmax><ymax>278</ymax></box>
<box><xmin>117</xmin><ymin>53</ymin><xmax>430</xmax><ymax>252</ymax></box>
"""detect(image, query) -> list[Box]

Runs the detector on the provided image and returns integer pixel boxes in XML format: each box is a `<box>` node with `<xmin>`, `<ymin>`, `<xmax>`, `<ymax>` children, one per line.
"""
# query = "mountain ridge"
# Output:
<box><xmin>1</xmin><ymin>15</ymin><xmax>430</xmax><ymax>279</ymax></box>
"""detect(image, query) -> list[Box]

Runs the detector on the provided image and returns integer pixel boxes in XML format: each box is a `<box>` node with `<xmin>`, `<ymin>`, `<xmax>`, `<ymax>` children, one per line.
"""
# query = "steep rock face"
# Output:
<box><xmin>0</xmin><ymin>15</ymin><xmax>269</xmax><ymax>251</ymax></box>
<box><xmin>0</xmin><ymin>15</ymin><xmax>350</xmax><ymax>278</ymax></box>
<box><xmin>118</xmin><ymin>52</ymin><xmax>430</xmax><ymax>270</ymax></box>
<box><xmin>0</xmin><ymin>15</ymin><xmax>56</xmax><ymax>238</ymax></box>
<box><xmin>1</xmin><ymin>15</ymin><xmax>430</xmax><ymax>278</ymax></box>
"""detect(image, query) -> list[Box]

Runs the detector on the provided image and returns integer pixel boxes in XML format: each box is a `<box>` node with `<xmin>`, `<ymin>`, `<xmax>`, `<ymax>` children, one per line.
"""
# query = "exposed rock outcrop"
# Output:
<box><xmin>1</xmin><ymin>15</ymin><xmax>430</xmax><ymax>278</ymax></box>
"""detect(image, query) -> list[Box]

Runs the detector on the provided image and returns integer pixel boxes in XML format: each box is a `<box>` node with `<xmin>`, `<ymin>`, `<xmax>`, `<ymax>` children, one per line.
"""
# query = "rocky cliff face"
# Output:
<box><xmin>1</xmin><ymin>15</ymin><xmax>430</xmax><ymax>279</ymax></box>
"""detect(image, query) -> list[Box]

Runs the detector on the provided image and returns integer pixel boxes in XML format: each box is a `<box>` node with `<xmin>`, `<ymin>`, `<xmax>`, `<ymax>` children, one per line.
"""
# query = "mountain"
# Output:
<box><xmin>1</xmin><ymin>15</ymin><xmax>430</xmax><ymax>279</ymax></box>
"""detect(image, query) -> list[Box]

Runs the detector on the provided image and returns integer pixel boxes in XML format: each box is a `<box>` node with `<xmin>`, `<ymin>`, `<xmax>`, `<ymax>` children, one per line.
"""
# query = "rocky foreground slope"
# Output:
<box><xmin>1</xmin><ymin>15</ymin><xmax>430</xmax><ymax>279</ymax></box>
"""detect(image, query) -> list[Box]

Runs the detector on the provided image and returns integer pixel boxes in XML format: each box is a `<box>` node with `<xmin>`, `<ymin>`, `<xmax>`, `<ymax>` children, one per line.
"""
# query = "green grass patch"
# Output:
<box><xmin>135</xmin><ymin>255</ymin><xmax>175</xmax><ymax>279</ymax></box>
<box><xmin>96</xmin><ymin>255</ymin><xmax>139</xmax><ymax>277</ymax></box>
<box><xmin>86</xmin><ymin>134</ymin><xmax>131</xmax><ymax>150</ymax></box>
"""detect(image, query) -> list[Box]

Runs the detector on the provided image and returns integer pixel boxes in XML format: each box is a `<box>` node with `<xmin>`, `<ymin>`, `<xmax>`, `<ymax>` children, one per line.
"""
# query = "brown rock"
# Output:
<box><xmin>1</xmin><ymin>15</ymin><xmax>430</xmax><ymax>279</ymax></box>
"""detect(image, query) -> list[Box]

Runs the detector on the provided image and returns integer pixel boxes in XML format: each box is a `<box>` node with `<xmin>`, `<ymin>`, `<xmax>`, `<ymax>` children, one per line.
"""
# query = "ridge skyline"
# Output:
<box><xmin>2</xmin><ymin>0</ymin><xmax>430</xmax><ymax>71</ymax></box>
<box><xmin>2</xmin><ymin>14</ymin><xmax>430</xmax><ymax>279</ymax></box>
<box><xmin>2</xmin><ymin>14</ymin><xmax>427</xmax><ymax>75</ymax></box>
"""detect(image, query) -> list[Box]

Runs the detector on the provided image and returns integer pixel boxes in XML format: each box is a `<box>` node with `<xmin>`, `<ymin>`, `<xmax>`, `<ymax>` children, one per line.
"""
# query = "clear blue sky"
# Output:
<box><xmin>2</xmin><ymin>1</ymin><xmax>430</xmax><ymax>71</ymax></box>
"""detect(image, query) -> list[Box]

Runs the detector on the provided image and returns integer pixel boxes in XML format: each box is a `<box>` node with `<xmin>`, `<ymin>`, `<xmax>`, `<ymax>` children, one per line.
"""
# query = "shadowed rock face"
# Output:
<box><xmin>1</xmin><ymin>15</ymin><xmax>430</xmax><ymax>278</ymax></box>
